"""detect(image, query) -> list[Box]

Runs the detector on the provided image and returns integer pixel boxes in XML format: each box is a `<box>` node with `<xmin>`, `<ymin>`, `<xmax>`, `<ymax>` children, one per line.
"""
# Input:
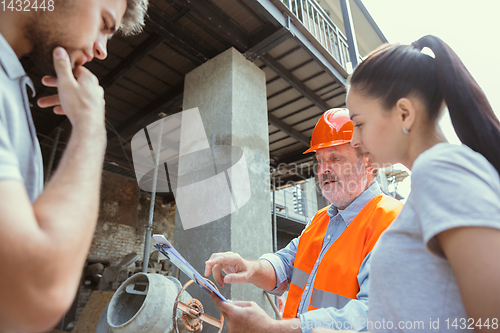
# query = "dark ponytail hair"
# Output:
<box><xmin>350</xmin><ymin>35</ymin><xmax>500</xmax><ymax>175</ymax></box>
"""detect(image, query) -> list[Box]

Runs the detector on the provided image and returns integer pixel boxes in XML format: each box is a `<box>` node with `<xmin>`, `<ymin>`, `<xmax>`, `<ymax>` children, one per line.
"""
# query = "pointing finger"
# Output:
<box><xmin>205</xmin><ymin>254</ymin><xmax>227</xmax><ymax>275</ymax></box>
<box><xmin>205</xmin><ymin>259</ymin><xmax>218</xmax><ymax>277</ymax></box>
<box><xmin>212</xmin><ymin>263</ymin><xmax>225</xmax><ymax>288</ymax></box>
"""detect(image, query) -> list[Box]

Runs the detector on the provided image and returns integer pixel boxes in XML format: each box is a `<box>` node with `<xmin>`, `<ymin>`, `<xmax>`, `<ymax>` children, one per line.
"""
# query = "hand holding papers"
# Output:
<box><xmin>152</xmin><ymin>234</ymin><xmax>227</xmax><ymax>302</ymax></box>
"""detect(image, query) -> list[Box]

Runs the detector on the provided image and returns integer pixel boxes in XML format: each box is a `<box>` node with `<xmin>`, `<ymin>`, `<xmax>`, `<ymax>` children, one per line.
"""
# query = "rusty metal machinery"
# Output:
<box><xmin>172</xmin><ymin>279</ymin><xmax>224</xmax><ymax>333</ymax></box>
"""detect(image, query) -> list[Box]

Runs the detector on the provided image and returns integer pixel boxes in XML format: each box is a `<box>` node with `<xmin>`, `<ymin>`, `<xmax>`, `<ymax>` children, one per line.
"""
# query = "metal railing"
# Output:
<box><xmin>271</xmin><ymin>187</ymin><xmax>318</xmax><ymax>224</ymax></box>
<box><xmin>280</xmin><ymin>0</ymin><xmax>350</xmax><ymax>70</ymax></box>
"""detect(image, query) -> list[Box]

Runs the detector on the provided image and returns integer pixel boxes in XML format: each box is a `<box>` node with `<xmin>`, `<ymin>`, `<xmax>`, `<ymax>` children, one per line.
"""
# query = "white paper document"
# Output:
<box><xmin>152</xmin><ymin>234</ymin><xmax>227</xmax><ymax>302</ymax></box>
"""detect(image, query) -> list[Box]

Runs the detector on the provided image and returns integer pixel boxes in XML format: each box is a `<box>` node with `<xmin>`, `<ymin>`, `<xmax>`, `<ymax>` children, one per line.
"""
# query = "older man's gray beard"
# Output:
<box><xmin>320</xmin><ymin>160</ymin><xmax>369</xmax><ymax>209</ymax></box>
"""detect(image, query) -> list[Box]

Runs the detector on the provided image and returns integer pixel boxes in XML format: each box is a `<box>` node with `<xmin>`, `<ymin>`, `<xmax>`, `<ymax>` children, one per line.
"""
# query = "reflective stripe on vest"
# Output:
<box><xmin>290</xmin><ymin>267</ymin><xmax>309</xmax><ymax>289</ymax></box>
<box><xmin>310</xmin><ymin>288</ymin><xmax>352</xmax><ymax>309</ymax></box>
<box><xmin>282</xmin><ymin>194</ymin><xmax>403</xmax><ymax>319</ymax></box>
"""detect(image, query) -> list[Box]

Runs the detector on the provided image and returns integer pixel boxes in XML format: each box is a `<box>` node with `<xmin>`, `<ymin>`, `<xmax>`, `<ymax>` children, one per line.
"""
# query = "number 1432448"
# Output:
<box><xmin>1</xmin><ymin>0</ymin><xmax>54</xmax><ymax>11</ymax></box>
<box><xmin>445</xmin><ymin>318</ymin><xmax>498</xmax><ymax>330</ymax></box>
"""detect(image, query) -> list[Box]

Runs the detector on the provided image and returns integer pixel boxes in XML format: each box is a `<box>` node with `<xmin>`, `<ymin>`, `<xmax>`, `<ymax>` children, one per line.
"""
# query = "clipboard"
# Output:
<box><xmin>152</xmin><ymin>234</ymin><xmax>227</xmax><ymax>302</ymax></box>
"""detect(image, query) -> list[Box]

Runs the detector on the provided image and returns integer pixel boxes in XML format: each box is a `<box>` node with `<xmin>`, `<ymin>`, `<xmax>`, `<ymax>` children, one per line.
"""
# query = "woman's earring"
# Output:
<box><xmin>403</xmin><ymin>126</ymin><xmax>410</xmax><ymax>134</ymax></box>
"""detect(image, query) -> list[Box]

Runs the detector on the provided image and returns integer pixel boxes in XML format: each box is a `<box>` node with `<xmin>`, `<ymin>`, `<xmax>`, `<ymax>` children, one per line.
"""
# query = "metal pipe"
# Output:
<box><xmin>142</xmin><ymin>120</ymin><xmax>164</xmax><ymax>273</ymax></box>
<box><xmin>340</xmin><ymin>0</ymin><xmax>360</xmax><ymax>68</ymax></box>
<box><xmin>305</xmin><ymin>0</ymin><xmax>310</xmax><ymax>30</ymax></box>
<box><xmin>264</xmin><ymin>291</ymin><xmax>282</xmax><ymax>320</ymax></box>
<box><xmin>270</xmin><ymin>174</ymin><xmax>281</xmax><ymax>319</ymax></box>
<box><xmin>272</xmin><ymin>174</ymin><xmax>277</xmax><ymax>253</ymax></box>
<box><xmin>45</xmin><ymin>127</ymin><xmax>63</xmax><ymax>183</ymax></box>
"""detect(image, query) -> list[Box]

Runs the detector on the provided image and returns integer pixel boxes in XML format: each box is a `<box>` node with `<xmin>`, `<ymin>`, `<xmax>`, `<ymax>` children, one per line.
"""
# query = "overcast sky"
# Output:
<box><xmin>359</xmin><ymin>0</ymin><xmax>499</xmax><ymax>198</ymax></box>
<box><xmin>362</xmin><ymin>0</ymin><xmax>499</xmax><ymax>143</ymax></box>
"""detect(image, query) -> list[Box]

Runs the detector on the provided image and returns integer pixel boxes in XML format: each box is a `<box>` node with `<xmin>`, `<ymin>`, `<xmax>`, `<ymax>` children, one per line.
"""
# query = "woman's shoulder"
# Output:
<box><xmin>412</xmin><ymin>143</ymin><xmax>498</xmax><ymax>180</ymax></box>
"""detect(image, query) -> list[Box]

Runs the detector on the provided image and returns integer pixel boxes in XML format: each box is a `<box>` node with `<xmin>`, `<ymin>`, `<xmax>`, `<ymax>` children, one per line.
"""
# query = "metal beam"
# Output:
<box><xmin>340</xmin><ymin>0</ymin><xmax>360</xmax><ymax>67</ymax></box>
<box><xmin>101</xmin><ymin>33</ymin><xmax>165</xmax><ymax>89</ymax></box>
<box><xmin>163</xmin><ymin>0</ymin><xmax>231</xmax><ymax>49</ymax></box>
<box><xmin>268</xmin><ymin>95</ymin><xmax>305</xmax><ymax>113</ymax></box>
<box><xmin>107</xmin><ymin>82</ymin><xmax>184</xmax><ymax>148</ymax></box>
<box><xmin>270</xmin><ymin>162</ymin><xmax>316</xmax><ymax>185</ymax></box>
<box><xmin>171</xmin><ymin>6</ymin><xmax>190</xmax><ymax>23</ymax></box>
<box><xmin>247</xmin><ymin>0</ymin><xmax>347</xmax><ymax>86</ymax></box>
<box><xmin>268</xmin><ymin>83</ymin><xmax>341</xmax><ymax>120</ymax></box>
<box><xmin>104</xmin><ymin>153</ymin><xmax>134</xmax><ymax>169</ymax></box>
<box><xmin>268</xmin><ymin>113</ymin><xmax>309</xmax><ymax>147</ymax></box>
<box><xmin>146</xmin><ymin>5</ymin><xmax>216</xmax><ymax>64</ymax></box>
<box><xmin>235</xmin><ymin>0</ymin><xmax>266</xmax><ymax>25</ymax></box>
<box><xmin>272</xmin><ymin>150</ymin><xmax>313</xmax><ymax>167</ymax></box>
<box><xmin>244</xmin><ymin>27</ymin><xmax>293</xmax><ymax>61</ymax></box>
<box><xmin>261</xmin><ymin>54</ymin><xmax>330</xmax><ymax>111</ymax></box>
<box><xmin>179</xmin><ymin>0</ymin><xmax>250</xmax><ymax>51</ymax></box>
<box><xmin>267</xmin><ymin>86</ymin><xmax>294</xmax><ymax>100</ymax></box>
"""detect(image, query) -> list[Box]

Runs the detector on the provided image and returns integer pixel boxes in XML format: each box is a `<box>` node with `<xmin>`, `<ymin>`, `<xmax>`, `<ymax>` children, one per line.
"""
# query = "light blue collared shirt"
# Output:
<box><xmin>0</xmin><ymin>33</ymin><xmax>43</xmax><ymax>202</ymax></box>
<box><xmin>261</xmin><ymin>182</ymin><xmax>382</xmax><ymax>332</ymax></box>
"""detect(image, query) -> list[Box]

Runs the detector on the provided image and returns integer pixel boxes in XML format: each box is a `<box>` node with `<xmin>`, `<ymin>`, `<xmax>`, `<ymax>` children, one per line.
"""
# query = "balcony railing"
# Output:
<box><xmin>280</xmin><ymin>0</ymin><xmax>351</xmax><ymax>70</ymax></box>
<box><xmin>271</xmin><ymin>187</ymin><xmax>318</xmax><ymax>224</ymax></box>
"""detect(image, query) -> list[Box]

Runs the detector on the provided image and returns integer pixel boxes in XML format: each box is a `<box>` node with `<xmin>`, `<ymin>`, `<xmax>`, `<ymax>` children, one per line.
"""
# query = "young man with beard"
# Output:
<box><xmin>0</xmin><ymin>0</ymin><xmax>148</xmax><ymax>331</ymax></box>
<box><xmin>205</xmin><ymin>109</ymin><xmax>403</xmax><ymax>332</ymax></box>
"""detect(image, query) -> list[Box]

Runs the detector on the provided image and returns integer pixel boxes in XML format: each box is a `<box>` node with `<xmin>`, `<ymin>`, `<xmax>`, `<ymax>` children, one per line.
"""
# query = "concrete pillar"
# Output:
<box><xmin>174</xmin><ymin>48</ymin><xmax>273</xmax><ymax>330</ymax></box>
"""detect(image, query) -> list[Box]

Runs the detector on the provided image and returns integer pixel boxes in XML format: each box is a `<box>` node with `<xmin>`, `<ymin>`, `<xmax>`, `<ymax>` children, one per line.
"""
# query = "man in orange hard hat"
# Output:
<box><xmin>205</xmin><ymin>108</ymin><xmax>403</xmax><ymax>332</ymax></box>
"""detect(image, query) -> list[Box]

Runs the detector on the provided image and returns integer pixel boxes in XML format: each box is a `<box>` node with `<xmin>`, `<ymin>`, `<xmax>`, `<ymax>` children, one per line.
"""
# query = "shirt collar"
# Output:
<box><xmin>326</xmin><ymin>181</ymin><xmax>382</xmax><ymax>226</ymax></box>
<box><xmin>0</xmin><ymin>33</ymin><xmax>27</xmax><ymax>80</ymax></box>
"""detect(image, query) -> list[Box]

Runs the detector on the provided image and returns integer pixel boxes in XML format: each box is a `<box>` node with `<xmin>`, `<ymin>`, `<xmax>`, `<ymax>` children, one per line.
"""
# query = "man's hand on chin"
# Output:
<box><xmin>210</xmin><ymin>293</ymin><xmax>301</xmax><ymax>333</ymax></box>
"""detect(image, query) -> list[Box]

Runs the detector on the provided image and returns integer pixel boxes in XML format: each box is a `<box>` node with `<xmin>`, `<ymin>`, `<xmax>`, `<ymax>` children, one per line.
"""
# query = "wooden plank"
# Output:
<box><xmin>72</xmin><ymin>291</ymin><xmax>114</xmax><ymax>333</ymax></box>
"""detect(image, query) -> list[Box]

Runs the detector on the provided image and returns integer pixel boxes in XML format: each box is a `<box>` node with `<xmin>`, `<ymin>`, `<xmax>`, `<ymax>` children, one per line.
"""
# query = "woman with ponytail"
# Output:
<box><xmin>344</xmin><ymin>35</ymin><xmax>500</xmax><ymax>331</ymax></box>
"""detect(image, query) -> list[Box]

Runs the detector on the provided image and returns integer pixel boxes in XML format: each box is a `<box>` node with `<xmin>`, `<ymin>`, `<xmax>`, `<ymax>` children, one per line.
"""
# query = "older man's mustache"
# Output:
<box><xmin>320</xmin><ymin>174</ymin><xmax>340</xmax><ymax>188</ymax></box>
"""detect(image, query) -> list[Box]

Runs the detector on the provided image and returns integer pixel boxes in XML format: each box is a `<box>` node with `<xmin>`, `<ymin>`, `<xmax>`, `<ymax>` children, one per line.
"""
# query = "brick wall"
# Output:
<box><xmin>69</xmin><ymin>171</ymin><xmax>176</xmax><ymax>328</ymax></box>
<box><xmin>89</xmin><ymin>222</ymin><xmax>145</xmax><ymax>265</ymax></box>
<box><xmin>88</xmin><ymin>171</ymin><xmax>176</xmax><ymax>264</ymax></box>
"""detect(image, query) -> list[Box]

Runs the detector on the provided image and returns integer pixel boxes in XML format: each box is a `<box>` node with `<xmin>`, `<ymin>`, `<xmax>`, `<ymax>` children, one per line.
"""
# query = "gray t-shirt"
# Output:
<box><xmin>0</xmin><ymin>33</ymin><xmax>43</xmax><ymax>202</ymax></box>
<box><xmin>369</xmin><ymin>143</ymin><xmax>500</xmax><ymax>332</ymax></box>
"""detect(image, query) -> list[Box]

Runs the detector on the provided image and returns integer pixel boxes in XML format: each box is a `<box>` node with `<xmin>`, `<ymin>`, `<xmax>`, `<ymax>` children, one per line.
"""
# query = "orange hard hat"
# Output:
<box><xmin>303</xmin><ymin>108</ymin><xmax>353</xmax><ymax>154</ymax></box>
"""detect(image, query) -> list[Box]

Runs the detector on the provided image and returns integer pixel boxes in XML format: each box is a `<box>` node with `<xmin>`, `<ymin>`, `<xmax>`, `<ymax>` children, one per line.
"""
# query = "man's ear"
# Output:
<box><xmin>396</xmin><ymin>97</ymin><xmax>416</xmax><ymax>132</ymax></box>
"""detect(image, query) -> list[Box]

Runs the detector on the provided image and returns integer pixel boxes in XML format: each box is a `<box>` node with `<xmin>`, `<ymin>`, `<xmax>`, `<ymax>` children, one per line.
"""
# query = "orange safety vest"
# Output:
<box><xmin>282</xmin><ymin>194</ymin><xmax>402</xmax><ymax>319</ymax></box>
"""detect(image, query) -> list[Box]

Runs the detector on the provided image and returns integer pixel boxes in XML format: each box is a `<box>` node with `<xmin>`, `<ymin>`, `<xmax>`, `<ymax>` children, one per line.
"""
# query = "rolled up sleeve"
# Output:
<box><xmin>259</xmin><ymin>236</ymin><xmax>298</xmax><ymax>295</ymax></box>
